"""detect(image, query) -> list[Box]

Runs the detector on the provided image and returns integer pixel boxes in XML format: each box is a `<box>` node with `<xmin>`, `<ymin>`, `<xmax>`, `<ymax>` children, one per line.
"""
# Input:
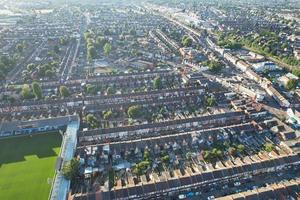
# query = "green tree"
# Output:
<box><xmin>60</xmin><ymin>37</ymin><xmax>68</xmax><ymax>45</ymax></box>
<box><xmin>161</xmin><ymin>155</ymin><xmax>170</xmax><ymax>164</ymax></box>
<box><xmin>208</xmin><ymin>60</ymin><xmax>223</xmax><ymax>72</ymax></box>
<box><xmin>96</xmin><ymin>36</ymin><xmax>107</xmax><ymax>48</ymax></box>
<box><xmin>108</xmin><ymin>169</ymin><xmax>115</xmax><ymax>189</ymax></box>
<box><xmin>186</xmin><ymin>152</ymin><xmax>193</xmax><ymax>161</ymax></box>
<box><xmin>32</xmin><ymin>82</ymin><xmax>43</xmax><ymax>99</ymax></box>
<box><xmin>203</xmin><ymin>150</ymin><xmax>212</xmax><ymax>162</ymax></box>
<box><xmin>86</xmin><ymin>84</ymin><xmax>97</xmax><ymax>95</ymax></box>
<box><xmin>87</xmin><ymin>46</ymin><xmax>97</xmax><ymax>60</ymax></box>
<box><xmin>212</xmin><ymin>148</ymin><xmax>223</xmax><ymax>159</ymax></box>
<box><xmin>144</xmin><ymin>150</ymin><xmax>151</xmax><ymax>161</ymax></box>
<box><xmin>86</xmin><ymin>114</ymin><xmax>99</xmax><ymax>128</ymax></box>
<box><xmin>106</xmin><ymin>87</ymin><xmax>114</xmax><ymax>95</ymax></box>
<box><xmin>16</xmin><ymin>43</ymin><xmax>25</xmax><ymax>53</ymax></box>
<box><xmin>206</xmin><ymin>96</ymin><xmax>216</xmax><ymax>107</ymax></box>
<box><xmin>104</xmin><ymin>43</ymin><xmax>112</xmax><ymax>56</ymax></box>
<box><xmin>182</xmin><ymin>35</ymin><xmax>192</xmax><ymax>47</ymax></box>
<box><xmin>59</xmin><ymin>86</ymin><xmax>70</xmax><ymax>98</ymax></box>
<box><xmin>153</xmin><ymin>76</ymin><xmax>162</xmax><ymax>89</ymax></box>
<box><xmin>127</xmin><ymin>105</ymin><xmax>142</xmax><ymax>119</ymax></box>
<box><xmin>103</xmin><ymin>110</ymin><xmax>113</xmax><ymax>120</ymax></box>
<box><xmin>27</xmin><ymin>63</ymin><xmax>35</xmax><ymax>71</ymax></box>
<box><xmin>45</xmin><ymin>69</ymin><xmax>54</xmax><ymax>78</ymax></box>
<box><xmin>237</xmin><ymin>144</ymin><xmax>245</xmax><ymax>153</ymax></box>
<box><xmin>21</xmin><ymin>84</ymin><xmax>33</xmax><ymax>99</ymax></box>
<box><xmin>84</xmin><ymin>31</ymin><xmax>92</xmax><ymax>41</ymax></box>
<box><xmin>134</xmin><ymin>160</ymin><xmax>150</xmax><ymax>175</ymax></box>
<box><xmin>281</xmin><ymin>43</ymin><xmax>288</xmax><ymax>50</ymax></box>
<box><xmin>264</xmin><ymin>142</ymin><xmax>275</xmax><ymax>152</ymax></box>
<box><xmin>292</xmin><ymin>69</ymin><xmax>300</xmax><ymax>78</ymax></box>
<box><xmin>62</xmin><ymin>158</ymin><xmax>80</xmax><ymax>180</ymax></box>
<box><xmin>286</xmin><ymin>79</ymin><xmax>298</xmax><ymax>91</ymax></box>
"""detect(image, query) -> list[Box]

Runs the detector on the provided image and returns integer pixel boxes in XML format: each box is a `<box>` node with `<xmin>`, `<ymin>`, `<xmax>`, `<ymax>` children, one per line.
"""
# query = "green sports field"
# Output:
<box><xmin>0</xmin><ymin>132</ymin><xmax>62</xmax><ymax>200</ymax></box>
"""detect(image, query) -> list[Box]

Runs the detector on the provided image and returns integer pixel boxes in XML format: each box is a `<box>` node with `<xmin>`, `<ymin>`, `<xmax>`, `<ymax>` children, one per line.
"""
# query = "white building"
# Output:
<box><xmin>252</xmin><ymin>61</ymin><xmax>277</xmax><ymax>72</ymax></box>
<box><xmin>278</xmin><ymin>73</ymin><xmax>299</xmax><ymax>86</ymax></box>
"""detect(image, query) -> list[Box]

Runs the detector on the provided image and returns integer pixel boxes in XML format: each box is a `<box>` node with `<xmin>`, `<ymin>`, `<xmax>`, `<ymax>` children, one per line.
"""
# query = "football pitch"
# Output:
<box><xmin>0</xmin><ymin>132</ymin><xmax>62</xmax><ymax>200</ymax></box>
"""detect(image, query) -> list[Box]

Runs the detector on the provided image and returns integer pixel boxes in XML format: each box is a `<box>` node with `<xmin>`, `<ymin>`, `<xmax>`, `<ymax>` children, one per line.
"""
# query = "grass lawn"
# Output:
<box><xmin>0</xmin><ymin>132</ymin><xmax>62</xmax><ymax>200</ymax></box>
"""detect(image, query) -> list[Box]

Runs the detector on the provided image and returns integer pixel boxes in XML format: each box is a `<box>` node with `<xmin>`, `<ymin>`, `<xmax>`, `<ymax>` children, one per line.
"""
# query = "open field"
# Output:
<box><xmin>0</xmin><ymin>132</ymin><xmax>62</xmax><ymax>200</ymax></box>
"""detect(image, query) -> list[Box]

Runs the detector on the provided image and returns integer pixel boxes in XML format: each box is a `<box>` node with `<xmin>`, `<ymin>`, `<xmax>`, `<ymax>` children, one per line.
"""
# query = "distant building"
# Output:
<box><xmin>131</xmin><ymin>60</ymin><xmax>154</xmax><ymax>69</ymax></box>
<box><xmin>244</xmin><ymin>52</ymin><xmax>265</xmax><ymax>63</ymax></box>
<box><xmin>0</xmin><ymin>116</ymin><xmax>77</xmax><ymax>137</ymax></box>
<box><xmin>294</xmin><ymin>48</ymin><xmax>300</xmax><ymax>60</ymax></box>
<box><xmin>278</xmin><ymin>72</ymin><xmax>299</xmax><ymax>86</ymax></box>
<box><xmin>179</xmin><ymin>47</ymin><xmax>206</xmax><ymax>62</ymax></box>
<box><xmin>252</xmin><ymin>61</ymin><xmax>277</xmax><ymax>72</ymax></box>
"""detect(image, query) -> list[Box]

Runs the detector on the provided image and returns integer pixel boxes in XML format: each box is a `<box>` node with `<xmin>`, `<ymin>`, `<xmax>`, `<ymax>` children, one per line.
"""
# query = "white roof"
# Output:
<box><xmin>285</xmin><ymin>73</ymin><xmax>299</xmax><ymax>80</ymax></box>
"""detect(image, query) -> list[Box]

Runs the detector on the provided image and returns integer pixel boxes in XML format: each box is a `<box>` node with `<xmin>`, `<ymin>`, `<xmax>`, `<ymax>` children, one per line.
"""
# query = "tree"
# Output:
<box><xmin>27</xmin><ymin>63</ymin><xmax>35</xmax><ymax>71</ymax></box>
<box><xmin>21</xmin><ymin>84</ymin><xmax>33</xmax><ymax>99</ymax></box>
<box><xmin>264</xmin><ymin>142</ymin><xmax>274</xmax><ymax>152</ymax></box>
<box><xmin>103</xmin><ymin>110</ymin><xmax>113</xmax><ymax>120</ymax></box>
<box><xmin>134</xmin><ymin>160</ymin><xmax>150</xmax><ymax>175</ymax></box>
<box><xmin>127</xmin><ymin>105</ymin><xmax>142</xmax><ymax>119</ymax></box>
<box><xmin>182</xmin><ymin>35</ymin><xmax>192</xmax><ymax>47</ymax></box>
<box><xmin>237</xmin><ymin>144</ymin><xmax>245</xmax><ymax>153</ymax></box>
<box><xmin>106</xmin><ymin>87</ymin><xmax>114</xmax><ymax>95</ymax></box>
<box><xmin>86</xmin><ymin>114</ymin><xmax>99</xmax><ymax>128</ymax></box>
<box><xmin>59</xmin><ymin>86</ymin><xmax>70</xmax><ymax>98</ymax></box>
<box><xmin>16</xmin><ymin>43</ymin><xmax>25</xmax><ymax>53</ymax></box>
<box><xmin>60</xmin><ymin>37</ymin><xmax>68</xmax><ymax>45</ymax></box>
<box><xmin>293</xmin><ymin>69</ymin><xmax>300</xmax><ymax>78</ymax></box>
<box><xmin>203</xmin><ymin>150</ymin><xmax>212</xmax><ymax>162</ymax></box>
<box><xmin>45</xmin><ymin>69</ymin><xmax>54</xmax><ymax>78</ymax></box>
<box><xmin>186</xmin><ymin>152</ymin><xmax>193</xmax><ymax>161</ymax></box>
<box><xmin>212</xmin><ymin>148</ymin><xmax>223</xmax><ymax>159</ymax></box>
<box><xmin>153</xmin><ymin>76</ymin><xmax>162</xmax><ymax>89</ymax></box>
<box><xmin>104</xmin><ymin>43</ymin><xmax>112</xmax><ymax>56</ymax></box>
<box><xmin>208</xmin><ymin>60</ymin><xmax>223</xmax><ymax>72</ymax></box>
<box><xmin>87</xmin><ymin>46</ymin><xmax>97</xmax><ymax>60</ymax></box>
<box><xmin>286</xmin><ymin>79</ymin><xmax>298</xmax><ymax>91</ymax></box>
<box><xmin>86</xmin><ymin>84</ymin><xmax>97</xmax><ymax>95</ymax></box>
<box><xmin>281</xmin><ymin>43</ymin><xmax>288</xmax><ymax>50</ymax></box>
<box><xmin>0</xmin><ymin>55</ymin><xmax>15</xmax><ymax>81</ymax></box>
<box><xmin>96</xmin><ymin>36</ymin><xmax>107</xmax><ymax>48</ymax></box>
<box><xmin>206</xmin><ymin>96</ymin><xmax>216</xmax><ymax>107</ymax></box>
<box><xmin>161</xmin><ymin>155</ymin><xmax>170</xmax><ymax>164</ymax></box>
<box><xmin>62</xmin><ymin>158</ymin><xmax>80</xmax><ymax>180</ymax></box>
<box><xmin>108</xmin><ymin>169</ymin><xmax>115</xmax><ymax>189</ymax></box>
<box><xmin>32</xmin><ymin>82</ymin><xmax>43</xmax><ymax>99</ymax></box>
<box><xmin>144</xmin><ymin>150</ymin><xmax>151</xmax><ymax>161</ymax></box>
<box><xmin>84</xmin><ymin>31</ymin><xmax>92</xmax><ymax>41</ymax></box>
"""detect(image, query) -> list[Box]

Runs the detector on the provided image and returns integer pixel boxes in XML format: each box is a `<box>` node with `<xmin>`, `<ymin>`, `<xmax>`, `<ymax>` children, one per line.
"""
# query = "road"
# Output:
<box><xmin>6</xmin><ymin>39</ymin><xmax>46</xmax><ymax>83</ymax></box>
<box><xmin>60</xmin><ymin>40</ymin><xmax>77</xmax><ymax>81</ymax></box>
